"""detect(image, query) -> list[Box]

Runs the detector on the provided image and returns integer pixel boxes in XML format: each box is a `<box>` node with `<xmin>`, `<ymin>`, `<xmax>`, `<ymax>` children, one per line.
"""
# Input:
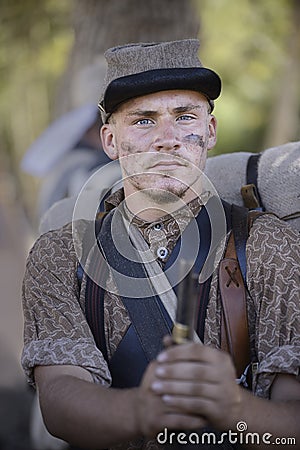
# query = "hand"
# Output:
<box><xmin>135</xmin><ymin>358</ymin><xmax>207</xmax><ymax>438</ymax></box>
<box><xmin>150</xmin><ymin>342</ymin><xmax>242</xmax><ymax>431</ymax></box>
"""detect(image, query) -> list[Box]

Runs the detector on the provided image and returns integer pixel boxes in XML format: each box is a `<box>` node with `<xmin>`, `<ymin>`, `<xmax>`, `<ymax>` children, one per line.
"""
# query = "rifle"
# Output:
<box><xmin>172</xmin><ymin>259</ymin><xmax>198</xmax><ymax>344</ymax></box>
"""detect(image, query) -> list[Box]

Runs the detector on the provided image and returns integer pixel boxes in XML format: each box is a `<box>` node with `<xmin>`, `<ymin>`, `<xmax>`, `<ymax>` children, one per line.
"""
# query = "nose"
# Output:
<box><xmin>152</xmin><ymin>123</ymin><xmax>181</xmax><ymax>152</ymax></box>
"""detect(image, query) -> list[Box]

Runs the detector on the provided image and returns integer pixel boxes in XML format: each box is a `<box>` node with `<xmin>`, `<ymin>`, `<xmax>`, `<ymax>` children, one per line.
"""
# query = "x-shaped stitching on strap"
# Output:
<box><xmin>225</xmin><ymin>265</ymin><xmax>240</xmax><ymax>288</ymax></box>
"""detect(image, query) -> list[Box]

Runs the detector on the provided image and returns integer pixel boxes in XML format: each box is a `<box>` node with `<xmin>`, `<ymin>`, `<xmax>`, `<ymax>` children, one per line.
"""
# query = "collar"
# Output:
<box><xmin>105</xmin><ymin>188</ymin><xmax>211</xmax><ymax>231</ymax></box>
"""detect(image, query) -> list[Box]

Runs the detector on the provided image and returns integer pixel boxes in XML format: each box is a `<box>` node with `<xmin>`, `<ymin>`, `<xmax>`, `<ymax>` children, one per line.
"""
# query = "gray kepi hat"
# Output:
<box><xmin>98</xmin><ymin>39</ymin><xmax>221</xmax><ymax>122</ymax></box>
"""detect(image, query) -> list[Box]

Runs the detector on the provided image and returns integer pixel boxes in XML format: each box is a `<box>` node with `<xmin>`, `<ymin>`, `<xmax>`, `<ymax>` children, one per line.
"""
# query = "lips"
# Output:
<box><xmin>152</xmin><ymin>161</ymin><xmax>182</xmax><ymax>168</ymax></box>
<box><xmin>147</xmin><ymin>157</ymin><xmax>188</xmax><ymax>170</ymax></box>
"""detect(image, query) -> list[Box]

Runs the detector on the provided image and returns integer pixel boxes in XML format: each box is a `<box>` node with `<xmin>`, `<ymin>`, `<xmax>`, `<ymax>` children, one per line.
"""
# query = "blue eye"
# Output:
<box><xmin>135</xmin><ymin>118</ymin><xmax>154</xmax><ymax>125</ymax></box>
<box><xmin>177</xmin><ymin>115</ymin><xmax>194</xmax><ymax>121</ymax></box>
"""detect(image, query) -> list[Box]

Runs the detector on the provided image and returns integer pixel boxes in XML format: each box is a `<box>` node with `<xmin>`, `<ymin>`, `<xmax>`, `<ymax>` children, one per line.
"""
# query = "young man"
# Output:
<box><xmin>22</xmin><ymin>40</ymin><xmax>300</xmax><ymax>449</ymax></box>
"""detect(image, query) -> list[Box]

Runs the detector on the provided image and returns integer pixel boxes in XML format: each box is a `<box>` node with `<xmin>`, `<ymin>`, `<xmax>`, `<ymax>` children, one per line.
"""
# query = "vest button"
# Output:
<box><xmin>157</xmin><ymin>246</ymin><xmax>168</xmax><ymax>259</ymax></box>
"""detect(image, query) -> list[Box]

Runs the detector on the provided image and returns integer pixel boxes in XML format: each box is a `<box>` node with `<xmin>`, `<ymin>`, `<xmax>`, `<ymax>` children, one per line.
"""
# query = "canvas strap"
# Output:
<box><xmin>97</xmin><ymin>209</ymin><xmax>173</xmax><ymax>363</ymax></box>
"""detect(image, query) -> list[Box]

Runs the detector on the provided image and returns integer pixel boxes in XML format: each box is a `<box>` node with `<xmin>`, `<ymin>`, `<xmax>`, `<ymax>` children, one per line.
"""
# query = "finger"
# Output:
<box><xmin>158</xmin><ymin>343</ymin><xmax>226</xmax><ymax>364</ymax></box>
<box><xmin>161</xmin><ymin>394</ymin><xmax>217</xmax><ymax>419</ymax></box>
<box><xmin>159</xmin><ymin>387</ymin><xmax>242</xmax><ymax>428</ymax></box>
<box><xmin>155</xmin><ymin>361</ymin><xmax>221</xmax><ymax>384</ymax></box>
<box><xmin>163</xmin><ymin>335</ymin><xmax>174</xmax><ymax>348</ymax></box>
<box><xmin>151</xmin><ymin>379</ymin><xmax>221</xmax><ymax>400</ymax></box>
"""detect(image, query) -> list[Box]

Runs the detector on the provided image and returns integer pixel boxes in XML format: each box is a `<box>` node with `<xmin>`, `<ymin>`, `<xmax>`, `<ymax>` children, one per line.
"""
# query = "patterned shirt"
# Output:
<box><xmin>22</xmin><ymin>190</ymin><xmax>300</xmax><ymax>449</ymax></box>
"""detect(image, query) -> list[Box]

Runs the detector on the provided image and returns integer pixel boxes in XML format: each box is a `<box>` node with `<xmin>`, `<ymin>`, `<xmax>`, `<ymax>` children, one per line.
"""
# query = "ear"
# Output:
<box><xmin>100</xmin><ymin>124</ymin><xmax>118</xmax><ymax>160</ymax></box>
<box><xmin>207</xmin><ymin>115</ymin><xmax>217</xmax><ymax>151</ymax></box>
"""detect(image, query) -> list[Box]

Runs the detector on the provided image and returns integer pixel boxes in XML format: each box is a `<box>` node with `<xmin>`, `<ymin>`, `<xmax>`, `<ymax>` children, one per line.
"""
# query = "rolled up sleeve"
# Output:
<box><xmin>21</xmin><ymin>224</ymin><xmax>112</xmax><ymax>387</ymax></box>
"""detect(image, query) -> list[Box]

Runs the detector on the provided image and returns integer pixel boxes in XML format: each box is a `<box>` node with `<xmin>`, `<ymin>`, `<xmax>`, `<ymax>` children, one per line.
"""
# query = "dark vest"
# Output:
<box><xmin>83</xmin><ymin>198</ymin><xmax>243</xmax><ymax>388</ymax></box>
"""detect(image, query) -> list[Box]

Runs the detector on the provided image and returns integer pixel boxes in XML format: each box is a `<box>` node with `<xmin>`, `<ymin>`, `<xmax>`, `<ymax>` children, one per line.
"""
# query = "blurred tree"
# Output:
<box><xmin>0</xmin><ymin>0</ymin><xmax>71</xmax><ymax>149</ymax></box>
<box><xmin>199</xmin><ymin>0</ymin><xmax>300</xmax><ymax>154</ymax></box>
<box><xmin>55</xmin><ymin>0</ymin><xmax>200</xmax><ymax>114</ymax></box>
<box><xmin>263</xmin><ymin>0</ymin><xmax>300</xmax><ymax>148</ymax></box>
<box><xmin>0</xmin><ymin>0</ymin><xmax>72</xmax><ymax>218</ymax></box>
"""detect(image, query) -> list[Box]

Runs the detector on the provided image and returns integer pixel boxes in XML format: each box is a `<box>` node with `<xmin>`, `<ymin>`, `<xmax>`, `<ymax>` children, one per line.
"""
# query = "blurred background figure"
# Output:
<box><xmin>21</xmin><ymin>59</ymin><xmax>108</xmax><ymax>213</ymax></box>
<box><xmin>21</xmin><ymin>103</ymin><xmax>104</xmax><ymax>219</ymax></box>
<box><xmin>21</xmin><ymin>60</ymin><xmax>115</xmax><ymax>232</ymax></box>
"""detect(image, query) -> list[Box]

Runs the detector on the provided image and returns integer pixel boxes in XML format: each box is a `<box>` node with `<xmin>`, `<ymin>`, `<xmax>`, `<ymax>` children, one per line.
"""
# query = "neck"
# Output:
<box><xmin>124</xmin><ymin>182</ymin><xmax>203</xmax><ymax>222</ymax></box>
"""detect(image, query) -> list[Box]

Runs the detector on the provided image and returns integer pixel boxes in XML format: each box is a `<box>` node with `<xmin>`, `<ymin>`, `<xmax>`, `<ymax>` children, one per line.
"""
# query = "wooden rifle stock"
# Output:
<box><xmin>172</xmin><ymin>259</ymin><xmax>197</xmax><ymax>344</ymax></box>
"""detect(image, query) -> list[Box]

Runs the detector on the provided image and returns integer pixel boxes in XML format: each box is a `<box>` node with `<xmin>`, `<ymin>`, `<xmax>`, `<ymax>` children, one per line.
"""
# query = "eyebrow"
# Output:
<box><xmin>173</xmin><ymin>104</ymin><xmax>203</xmax><ymax>114</ymax></box>
<box><xmin>126</xmin><ymin>104</ymin><xmax>204</xmax><ymax>118</ymax></box>
<box><xmin>126</xmin><ymin>109</ymin><xmax>158</xmax><ymax>118</ymax></box>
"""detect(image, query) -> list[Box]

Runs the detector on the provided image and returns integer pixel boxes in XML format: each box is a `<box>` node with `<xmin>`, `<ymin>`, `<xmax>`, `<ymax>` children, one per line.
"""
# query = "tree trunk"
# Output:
<box><xmin>55</xmin><ymin>0</ymin><xmax>200</xmax><ymax>114</ymax></box>
<box><xmin>263</xmin><ymin>0</ymin><xmax>300</xmax><ymax>147</ymax></box>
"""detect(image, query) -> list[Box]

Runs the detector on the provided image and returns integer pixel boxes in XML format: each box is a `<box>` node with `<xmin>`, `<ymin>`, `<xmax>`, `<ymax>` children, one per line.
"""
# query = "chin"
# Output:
<box><xmin>127</xmin><ymin>172</ymin><xmax>196</xmax><ymax>202</ymax></box>
<box><xmin>142</xmin><ymin>181</ymin><xmax>190</xmax><ymax>204</ymax></box>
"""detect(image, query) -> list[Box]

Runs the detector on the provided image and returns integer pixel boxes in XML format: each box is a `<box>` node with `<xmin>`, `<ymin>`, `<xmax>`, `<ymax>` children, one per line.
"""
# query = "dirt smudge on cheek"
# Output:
<box><xmin>120</xmin><ymin>141</ymin><xmax>139</xmax><ymax>154</ymax></box>
<box><xmin>183</xmin><ymin>134</ymin><xmax>205</xmax><ymax>149</ymax></box>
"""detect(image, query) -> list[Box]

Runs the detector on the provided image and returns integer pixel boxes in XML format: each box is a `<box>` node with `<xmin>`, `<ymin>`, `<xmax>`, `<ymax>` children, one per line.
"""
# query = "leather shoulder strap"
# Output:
<box><xmin>231</xmin><ymin>204</ymin><xmax>249</xmax><ymax>284</ymax></box>
<box><xmin>219</xmin><ymin>207</ymin><xmax>269</xmax><ymax>379</ymax></box>
<box><xmin>241</xmin><ymin>153</ymin><xmax>265</xmax><ymax>210</ymax></box>
<box><xmin>219</xmin><ymin>231</ymin><xmax>251</xmax><ymax>379</ymax></box>
<box><xmin>83</xmin><ymin>213</ymin><xmax>109</xmax><ymax>361</ymax></box>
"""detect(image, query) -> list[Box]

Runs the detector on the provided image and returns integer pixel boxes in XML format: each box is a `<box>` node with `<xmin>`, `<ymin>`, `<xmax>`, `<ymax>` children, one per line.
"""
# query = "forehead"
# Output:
<box><xmin>115</xmin><ymin>90</ymin><xmax>209</xmax><ymax>116</ymax></box>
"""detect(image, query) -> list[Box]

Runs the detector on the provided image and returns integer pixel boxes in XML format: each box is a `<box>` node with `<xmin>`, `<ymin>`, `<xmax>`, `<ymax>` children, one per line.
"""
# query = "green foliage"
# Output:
<box><xmin>0</xmin><ymin>0</ymin><xmax>73</xmax><ymax>219</ymax></box>
<box><xmin>197</xmin><ymin>0</ymin><xmax>297</xmax><ymax>154</ymax></box>
<box><xmin>0</xmin><ymin>0</ymin><xmax>73</xmax><ymax>159</ymax></box>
